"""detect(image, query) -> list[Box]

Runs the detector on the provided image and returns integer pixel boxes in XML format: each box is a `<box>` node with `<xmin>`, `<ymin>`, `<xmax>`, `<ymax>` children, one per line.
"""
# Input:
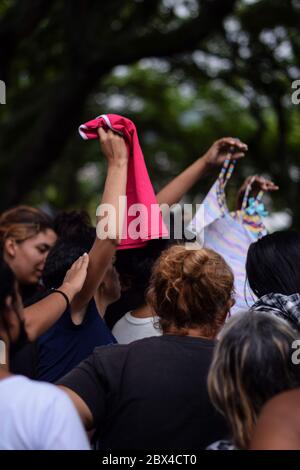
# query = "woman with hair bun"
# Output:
<box><xmin>58</xmin><ymin>245</ymin><xmax>234</xmax><ymax>449</ymax></box>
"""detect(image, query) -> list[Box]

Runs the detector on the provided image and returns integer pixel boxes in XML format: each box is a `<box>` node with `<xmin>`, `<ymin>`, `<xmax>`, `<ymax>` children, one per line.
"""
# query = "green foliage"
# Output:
<box><xmin>0</xmin><ymin>0</ymin><xmax>299</xmax><ymax>227</ymax></box>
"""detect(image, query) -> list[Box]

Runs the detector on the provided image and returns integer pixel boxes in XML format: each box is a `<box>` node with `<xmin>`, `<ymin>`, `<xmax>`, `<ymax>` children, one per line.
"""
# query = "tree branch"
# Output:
<box><xmin>88</xmin><ymin>0</ymin><xmax>238</xmax><ymax>73</ymax></box>
<box><xmin>0</xmin><ymin>0</ymin><xmax>52</xmax><ymax>81</ymax></box>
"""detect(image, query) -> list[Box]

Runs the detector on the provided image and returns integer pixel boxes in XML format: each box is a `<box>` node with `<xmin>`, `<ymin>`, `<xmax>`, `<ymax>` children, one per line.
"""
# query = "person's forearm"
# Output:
<box><xmin>72</xmin><ymin>162</ymin><xmax>128</xmax><ymax>311</ymax></box>
<box><xmin>99</xmin><ymin>161</ymin><xmax>128</xmax><ymax>238</ymax></box>
<box><xmin>58</xmin><ymin>386</ymin><xmax>94</xmax><ymax>430</ymax></box>
<box><xmin>156</xmin><ymin>155</ymin><xmax>210</xmax><ymax>206</ymax></box>
<box><xmin>23</xmin><ymin>283</ymin><xmax>77</xmax><ymax>341</ymax></box>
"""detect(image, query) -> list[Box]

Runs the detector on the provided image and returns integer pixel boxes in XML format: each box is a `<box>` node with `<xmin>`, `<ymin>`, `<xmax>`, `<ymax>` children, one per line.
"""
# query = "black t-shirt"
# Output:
<box><xmin>58</xmin><ymin>335</ymin><xmax>228</xmax><ymax>449</ymax></box>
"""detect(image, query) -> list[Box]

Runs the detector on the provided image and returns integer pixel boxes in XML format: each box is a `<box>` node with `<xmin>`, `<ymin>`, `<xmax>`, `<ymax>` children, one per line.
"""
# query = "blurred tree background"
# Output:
<box><xmin>0</xmin><ymin>0</ymin><xmax>299</xmax><ymax>228</ymax></box>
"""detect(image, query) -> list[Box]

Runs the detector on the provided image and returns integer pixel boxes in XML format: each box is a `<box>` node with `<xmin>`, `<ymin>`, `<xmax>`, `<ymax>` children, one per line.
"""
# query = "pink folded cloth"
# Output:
<box><xmin>79</xmin><ymin>114</ymin><xmax>168</xmax><ymax>249</ymax></box>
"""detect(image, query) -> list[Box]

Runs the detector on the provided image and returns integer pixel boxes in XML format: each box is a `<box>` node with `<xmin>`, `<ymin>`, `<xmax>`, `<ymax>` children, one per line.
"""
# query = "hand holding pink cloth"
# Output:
<box><xmin>79</xmin><ymin>114</ymin><xmax>168</xmax><ymax>249</ymax></box>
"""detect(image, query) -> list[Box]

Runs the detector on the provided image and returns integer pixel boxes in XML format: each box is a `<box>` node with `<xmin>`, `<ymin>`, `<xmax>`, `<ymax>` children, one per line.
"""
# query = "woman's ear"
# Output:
<box><xmin>4</xmin><ymin>238</ymin><xmax>17</xmax><ymax>258</ymax></box>
<box><xmin>225</xmin><ymin>298</ymin><xmax>235</xmax><ymax>316</ymax></box>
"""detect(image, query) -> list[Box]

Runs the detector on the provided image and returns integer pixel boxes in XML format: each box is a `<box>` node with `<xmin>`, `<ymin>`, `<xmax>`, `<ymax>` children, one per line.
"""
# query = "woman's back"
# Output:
<box><xmin>58</xmin><ymin>244</ymin><xmax>234</xmax><ymax>449</ymax></box>
<box><xmin>59</xmin><ymin>335</ymin><xmax>228</xmax><ymax>449</ymax></box>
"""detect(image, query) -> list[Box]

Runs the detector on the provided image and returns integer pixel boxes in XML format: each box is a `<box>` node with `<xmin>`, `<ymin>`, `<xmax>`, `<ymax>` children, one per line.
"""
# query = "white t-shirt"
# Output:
<box><xmin>112</xmin><ymin>312</ymin><xmax>162</xmax><ymax>344</ymax></box>
<box><xmin>0</xmin><ymin>375</ymin><xmax>90</xmax><ymax>450</ymax></box>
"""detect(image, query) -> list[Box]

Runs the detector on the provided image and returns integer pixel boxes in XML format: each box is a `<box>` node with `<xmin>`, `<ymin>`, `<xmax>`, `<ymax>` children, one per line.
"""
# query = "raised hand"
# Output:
<box><xmin>97</xmin><ymin>128</ymin><xmax>128</xmax><ymax>167</ymax></box>
<box><xmin>237</xmin><ymin>175</ymin><xmax>279</xmax><ymax>210</ymax></box>
<box><xmin>203</xmin><ymin>137</ymin><xmax>248</xmax><ymax>169</ymax></box>
<box><xmin>60</xmin><ymin>253</ymin><xmax>90</xmax><ymax>301</ymax></box>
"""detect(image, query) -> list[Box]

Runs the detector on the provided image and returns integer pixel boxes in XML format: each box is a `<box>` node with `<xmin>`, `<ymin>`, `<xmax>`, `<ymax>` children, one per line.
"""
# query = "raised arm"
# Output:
<box><xmin>71</xmin><ymin>128</ymin><xmax>128</xmax><ymax>312</ymax></box>
<box><xmin>23</xmin><ymin>254</ymin><xmax>89</xmax><ymax>341</ymax></box>
<box><xmin>156</xmin><ymin>137</ymin><xmax>247</xmax><ymax>206</ymax></box>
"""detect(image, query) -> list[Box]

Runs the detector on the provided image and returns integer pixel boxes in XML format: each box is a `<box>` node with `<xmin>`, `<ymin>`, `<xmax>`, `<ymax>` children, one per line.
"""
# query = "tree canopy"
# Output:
<box><xmin>0</xmin><ymin>0</ymin><xmax>299</xmax><ymax>227</ymax></box>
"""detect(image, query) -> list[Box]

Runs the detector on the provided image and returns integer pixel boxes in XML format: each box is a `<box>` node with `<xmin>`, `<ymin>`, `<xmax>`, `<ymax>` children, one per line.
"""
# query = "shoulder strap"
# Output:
<box><xmin>238</xmin><ymin>177</ymin><xmax>267</xmax><ymax>233</ymax></box>
<box><xmin>216</xmin><ymin>158</ymin><xmax>236</xmax><ymax>214</ymax></box>
<box><xmin>240</xmin><ymin>176</ymin><xmax>264</xmax><ymax>212</ymax></box>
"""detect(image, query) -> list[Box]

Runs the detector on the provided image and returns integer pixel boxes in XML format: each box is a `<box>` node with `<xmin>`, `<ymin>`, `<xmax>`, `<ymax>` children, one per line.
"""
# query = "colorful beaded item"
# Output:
<box><xmin>216</xmin><ymin>159</ymin><xmax>267</xmax><ymax>235</ymax></box>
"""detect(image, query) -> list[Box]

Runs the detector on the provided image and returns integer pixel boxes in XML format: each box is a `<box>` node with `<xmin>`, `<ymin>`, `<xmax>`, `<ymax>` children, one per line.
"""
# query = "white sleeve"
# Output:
<box><xmin>38</xmin><ymin>388</ymin><xmax>90</xmax><ymax>450</ymax></box>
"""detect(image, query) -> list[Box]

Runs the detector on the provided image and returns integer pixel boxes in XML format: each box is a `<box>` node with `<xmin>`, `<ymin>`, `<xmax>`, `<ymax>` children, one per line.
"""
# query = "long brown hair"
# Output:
<box><xmin>0</xmin><ymin>205</ymin><xmax>54</xmax><ymax>248</ymax></box>
<box><xmin>208</xmin><ymin>312</ymin><xmax>300</xmax><ymax>449</ymax></box>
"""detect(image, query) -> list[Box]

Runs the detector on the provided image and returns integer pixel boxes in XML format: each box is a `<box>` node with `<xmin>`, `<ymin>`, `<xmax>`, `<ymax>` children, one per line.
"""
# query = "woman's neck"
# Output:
<box><xmin>0</xmin><ymin>367</ymin><xmax>11</xmax><ymax>380</ymax></box>
<box><xmin>0</xmin><ymin>331</ymin><xmax>10</xmax><ymax>367</ymax></box>
<box><xmin>94</xmin><ymin>291</ymin><xmax>111</xmax><ymax>319</ymax></box>
<box><xmin>164</xmin><ymin>325</ymin><xmax>216</xmax><ymax>340</ymax></box>
<box><xmin>131</xmin><ymin>304</ymin><xmax>153</xmax><ymax>319</ymax></box>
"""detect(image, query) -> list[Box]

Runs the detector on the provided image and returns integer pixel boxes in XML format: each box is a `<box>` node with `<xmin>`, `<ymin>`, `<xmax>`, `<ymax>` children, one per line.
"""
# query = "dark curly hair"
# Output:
<box><xmin>114</xmin><ymin>239</ymin><xmax>170</xmax><ymax>306</ymax></box>
<box><xmin>43</xmin><ymin>210</ymin><xmax>95</xmax><ymax>289</ymax></box>
<box><xmin>246</xmin><ymin>230</ymin><xmax>300</xmax><ymax>298</ymax></box>
<box><xmin>53</xmin><ymin>210</ymin><xmax>93</xmax><ymax>241</ymax></box>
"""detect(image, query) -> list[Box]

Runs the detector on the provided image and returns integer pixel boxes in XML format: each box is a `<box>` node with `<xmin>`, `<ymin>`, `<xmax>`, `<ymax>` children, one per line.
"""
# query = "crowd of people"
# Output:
<box><xmin>0</xmin><ymin>124</ymin><xmax>299</xmax><ymax>450</ymax></box>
